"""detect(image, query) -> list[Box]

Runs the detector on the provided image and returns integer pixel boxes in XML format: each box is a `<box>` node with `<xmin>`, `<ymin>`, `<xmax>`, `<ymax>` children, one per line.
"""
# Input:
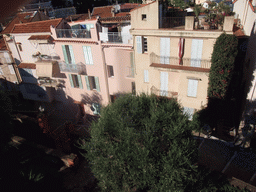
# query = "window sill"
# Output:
<box><xmin>187</xmin><ymin>96</ymin><xmax>197</xmax><ymax>98</ymax></box>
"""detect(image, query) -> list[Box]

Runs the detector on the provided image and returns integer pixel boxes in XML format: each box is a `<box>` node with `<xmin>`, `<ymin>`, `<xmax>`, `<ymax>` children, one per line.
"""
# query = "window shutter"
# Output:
<box><xmin>85</xmin><ymin>76</ymin><xmax>91</xmax><ymax>90</ymax></box>
<box><xmin>78</xmin><ymin>75</ymin><xmax>83</xmax><ymax>89</ymax></box>
<box><xmin>130</xmin><ymin>52</ymin><xmax>134</xmax><ymax>77</ymax></box>
<box><xmin>87</xmin><ymin>46</ymin><xmax>93</xmax><ymax>65</ymax></box>
<box><xmin>69</xmin><ymin>45</ymin><xmax>76</xmax><ymax>64</ymax></box>
<box><xmin>191</xmin><ymin>39</ymin><xmax>203</xmax><ymax>67</ymax></box>
<box><xmin>187</xmin><ymin>79</ymin><xmax>198</xmax><ymax>97</ymax></box>
<box><xmin>136</xmin><ymin>36</ymin><xmax>142</xmax><ymax>54</ymax></box>
<box><xmin>0</xmin><ymin>67</ymin><xmax>3</xmax><ymax>75</ymax></box>
<box><xmin>160</xmin><ymin>71</ymin><xmax>168</xmax><ymax>96</ymax></box>
<box><xmin>8</xmin><ymin>65</ymin><xmax>15</xmax><ymax>74</ymax></box>
<box><xmin>95</xmin><ymin>76</ymin><xmax>100</xmax><ymax>92</ymax></box>
<box><xmin>68</xmin><ymin>74</ymin><xmax>74</xmax><ymax>88</ymax></box>
<box><xmin>4</xmin><ymin>52</ymin><xmax>12</xmax><ymax>63</ymax></box>
<box><xmin>144</xmin><ymin>70</ymin><xmax>149</xmax><ymax>82</ymax></box>
<box><xmin>183</xmin><ymin>107</ymin><xmax>194</xmax><ymax>120</ymax></box>
<box><xmin>62</xmin><ymin>45</ymin><xmax>69</xmax><ymax>64</ymax></box>
<box><xmin>83</xmin><ymin>46</ymin><xmax>90</xmax><ymax>64</ymax></box>
<box><xmin>160</xmin><ymin>38</ymin><xmax>170</xmax><ymax>64</ymax></box>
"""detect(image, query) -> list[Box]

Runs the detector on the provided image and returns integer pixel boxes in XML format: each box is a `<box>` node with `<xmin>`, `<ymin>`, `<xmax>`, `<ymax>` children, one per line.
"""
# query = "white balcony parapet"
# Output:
<box><xmin>58</xmin><ymin>62</ymin><xmax>87</xmax><ymax>75</ymax></box>
<box><xmin>99</xmin><ymin>32</ymin><xmax>132</xmax><ymax>44</ymax></box>
<box><xmin>56</xmin><ymin>29</ymin><xmax>91</xmax><ymax>38</ymax></box>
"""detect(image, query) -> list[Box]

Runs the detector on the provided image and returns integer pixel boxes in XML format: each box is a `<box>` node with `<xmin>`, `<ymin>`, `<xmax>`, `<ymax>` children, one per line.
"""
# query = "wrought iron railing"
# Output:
<box><xmin>150</xmin><ymin>53</ymin><xmax>211</xmax><ymax>69</ymax></box>
<box><xmin>56</xmin><ymin>29</ymin><xmax>91</xmax><ymax>38</ymax></box>
<box><xmin>99</xmin><ymin>32</ymin><xmax>132</xmax><ymax>44</ymax></box>
<box><xmin>58</xmin><ymin>62</ymin><xmax>87</xmax><ymax>74</ymax></box>
<box><xmin>151</xmin><ymin>86</ymin><xmax>178</xmax><ymax>98</ymax></box>
<box><xmin>161</xmin><ymin>17</ymin><xmax>185</xmax><ymax>28</ymax></box>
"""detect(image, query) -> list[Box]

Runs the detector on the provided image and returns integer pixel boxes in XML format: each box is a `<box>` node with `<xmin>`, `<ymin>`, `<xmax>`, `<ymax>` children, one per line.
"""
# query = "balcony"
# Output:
<box><xmin>150</xmin><ymin>53</ymin><xmax>211</xmax><ymax>72</ymax></box>
<box><xmin>99</xmin><ymin>32</ymin><xmax>132</xmax><ymax>44</ymax></box>
<box><xmin>151</xmin><ymin>86</ymin><xmax>178</xmax><ymax>98</ymax></box>
<box><xmin>58</xmin><ymin>62</ymin><xmax>87</xmax><ymax>75</ymax></box>
<box><xmin>38</xmin><ymin>77</ymin><xmax>58</xmax><ymax>87</ymax></box>
<box><xmin>160</xmin><ymin>17</ymin><xmax>185</xmax><ymax>29</ymax></box>
<box><xmin>56</xmin><ymin>29</ymin><xmax>91</xmax><ymax>39</ymax></box>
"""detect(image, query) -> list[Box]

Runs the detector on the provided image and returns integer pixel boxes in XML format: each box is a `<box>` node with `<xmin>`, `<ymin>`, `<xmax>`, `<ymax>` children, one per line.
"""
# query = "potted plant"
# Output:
<box><xmin>194</xmin><ymin>5</ymin><xmax>202</xmax><ymax>29</ymax></box>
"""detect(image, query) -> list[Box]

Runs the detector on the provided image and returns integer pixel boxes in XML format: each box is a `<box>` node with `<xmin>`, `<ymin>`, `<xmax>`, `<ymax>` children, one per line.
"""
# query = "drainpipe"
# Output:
<box><xmin>101</xmin><ymin>44</ymin><xmax>111</xmax><ymax>104</ymax></box>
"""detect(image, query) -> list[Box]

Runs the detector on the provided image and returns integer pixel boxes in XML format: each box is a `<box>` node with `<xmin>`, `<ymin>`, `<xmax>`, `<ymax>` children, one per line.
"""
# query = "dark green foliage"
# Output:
<box><xmin>81</xmin><ymin>94</ymin><xmax>199</xmax><ymax>191</ymax></box>
<box><xmin>208</xmin><ymin>33</ymin><xmax>238</xmax><ymax>100</ymax></box>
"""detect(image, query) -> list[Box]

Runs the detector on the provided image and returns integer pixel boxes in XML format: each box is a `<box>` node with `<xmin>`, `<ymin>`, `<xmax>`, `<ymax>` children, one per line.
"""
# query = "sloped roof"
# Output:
<box><xmin>18</xmin><ymin>63</ymin><xmax>36</xmax><ymax>69</ymax></box>
<box><xmin>28</xmin><ymin>35</ymin><xmax>53</xmax><ymax>40</ymax></box>
<box><xmin>11</xmin><ymin>18</ymin><xmax>62</xmax><ymax>33</ymax></box>
<box><xmin>2</xmin><ymin>12</ymin><xmax>36</xmax><ymax>34</ymax></box>
<box><xmin>92</xmin><ymin>5</ymin><xmax>114</xmax><ymax>18</ymax></box>
<box><xmin>130</xmin><ymin>1</ymin><xmax>156</xmax><ymax>12</ymax></box>
<box><xmin>0</xmin><ymin>38</ymin><xmax>7</xmax><ymax>51</ymax></box>
<box><xmin>120</xmin><ymin>3</ymin><xmax>140</xmax><ymax>10</ymax></box>
<box><xmin>65</xmin><ymin>14</ymin><xmax>90</xmax><ymax>22</ymax></box>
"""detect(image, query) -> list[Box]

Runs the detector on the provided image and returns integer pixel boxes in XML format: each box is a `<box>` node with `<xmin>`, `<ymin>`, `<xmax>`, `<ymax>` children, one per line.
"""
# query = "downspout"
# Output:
<box><xmin>101</xmin><ymin>45</ymin><xmax>111</xmax><ymax>104</ymax></box>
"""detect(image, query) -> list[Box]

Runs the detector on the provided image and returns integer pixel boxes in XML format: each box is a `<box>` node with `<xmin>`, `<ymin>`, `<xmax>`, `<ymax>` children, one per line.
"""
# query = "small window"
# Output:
<box><xmin>85</xmin><ymin>76</ymin><xmax>100</xmax><ymax>92</ymax></box>
<box><xmin>107</xmin><ymin>65</ymin><xmax>114</xmax><ymax>77</ymax></box>
<box><xmin>69</xmin><ymin>74</ymin><xmax>83</xmax><ymax>89</ymax></box>
<box><xmin>18</xmin><ymin>44</ymin><xmax>23</xmax><ymax>52</ymax></box>
<box><xmin>142</xmin><ymin>14</ymin><xmax>147</xmax><ymax>20</ymax></box>
<box><xmin>72</xmin><ymin>74</ymin><xmax>80</xmax><ymax>88</ymax></box>
<box><xmin>187</xmin><ymin>79</ymin><xmax>198</xmax><ymax>97</ymax></box>
<box><xmin>143</xmin><ymin>37</ymin><xmax>148</xmax><ymax>53</ymax></box>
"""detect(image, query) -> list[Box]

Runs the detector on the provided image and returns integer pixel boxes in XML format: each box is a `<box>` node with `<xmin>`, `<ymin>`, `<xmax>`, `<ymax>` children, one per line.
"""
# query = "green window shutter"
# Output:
<box><xmin>68</xmin><ymin>74</ymin><xmax>74</xmax><ymax>88</ymax></box>
<box><xmin>95</xmin><ymin>76</ymin><xmax>100</xmax><ymax>92</ymax></box>
<box><xmin>85</xmin><ymin>76</ymin><xmax>91</xmax><ymax>90</ymax></box>
<box><xmin>78</xmin><ymin>75</ymin><xmax>83</xmax><ymax>89</ymax></box>
<box><xmin>69</xmin><ymin>45</ymin><xmax>76</xmax><ymax>64</ymax></box>
<box><xmin>130</xmin><ymin>52</ymin><xmax>134</xmax><ymax>77</ymax></box>
<box><xmin>62</xmin><ymin>45</ymin><xmax>69</xmax><ymax>64</ymax></box>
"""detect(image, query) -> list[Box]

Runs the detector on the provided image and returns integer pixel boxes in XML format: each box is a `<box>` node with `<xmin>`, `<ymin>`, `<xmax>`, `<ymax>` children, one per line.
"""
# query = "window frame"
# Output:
<box><xmin>187</xmin><ymin>79</ymin><xmax>198</xmax><ymax>98</ymax></box>
<box><xmin>107</xmin><ymin>65</ymin><xmax>114</xmax><ymax>77</ymax></box>
<box><xmin>142</xmin><ymin>14</ymin><xmax>147</xmax><ymax>21</ymax></box>
<box><xmin>143</xmin><ymin>37</ymin><xmax>148</xmax><ymax>53</ymax></box>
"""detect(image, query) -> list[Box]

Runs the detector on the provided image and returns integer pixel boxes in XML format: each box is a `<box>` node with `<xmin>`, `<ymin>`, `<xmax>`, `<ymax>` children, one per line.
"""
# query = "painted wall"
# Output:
<box><xmin>131</xmin><ymin>1</ymin><xmax>159</xmax><ymax>30</ymax></box>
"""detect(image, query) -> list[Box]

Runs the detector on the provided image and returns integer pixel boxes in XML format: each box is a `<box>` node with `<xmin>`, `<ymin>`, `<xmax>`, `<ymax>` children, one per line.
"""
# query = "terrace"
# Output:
<box><xmin>58</xmin><ymin>62</ymin><xmax>87</xmax><ymax>75</ymax></box>
<box><xmin>56</xmin><ymin>29</ymin><xmax>91</xmax><ymax>39</ymax></box>
<box><xmin>99</xmin><ymin>32</ymin><xmax>132</xmax><ymax>44</ymax></box>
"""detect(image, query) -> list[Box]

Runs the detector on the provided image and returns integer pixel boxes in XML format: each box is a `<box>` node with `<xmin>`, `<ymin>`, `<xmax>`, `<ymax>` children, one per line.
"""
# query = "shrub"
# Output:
<box><xmin>81</xmin><ymin>94</ymin><xmax>199</xmax><ymax>191</ymax></box>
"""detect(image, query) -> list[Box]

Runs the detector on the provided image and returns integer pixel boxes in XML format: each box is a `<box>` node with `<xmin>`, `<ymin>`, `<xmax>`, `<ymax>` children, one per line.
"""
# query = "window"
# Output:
<box><xmin>130</xmin><ymin>52</ymin><xmax>135</xmax><ymax>77</ymax></box>
<box><xmin>142</xmin><ymin>14</ymin><xmax>147</xmax><ymax>20</ymax></box>
<box><xmin>85</xmin><ymin>76</ymin><xmax>100</xmax><ymax>92</ymax></box>
<box><xmin>183</xmin><ymin>107</ymin><xmax>194</xmax><ymax>120</ymax></box>
<box><xmin>132</xmin><ymin>82</ymin><xmax>136</xmax><ymax>95</ymax></box>
<box><xmin>136</xmin><ymin>36</ymin><xmax>147</xmax><ymax>54</ymax></box>
<box><xmin>143</xmin><ymin>37</ymin><xmax>148</xmax><ymax>53</ymax></box>
<box><xmin>62</xmin><ymin>45</ymin><xmax>75</xmax><ymax>64</ymax></box>
<box><xmin>8</xmin><ymin>65</ymin><xmax>15</xmax><ymax>74</ymax></box>
<box><xmin>107</xmin><ymin>65</ymin><xmax>114</xmax><ymax>77</ymax></box>
<box><xmin>83</xmin><ymin>46</ymin><xmax>93</xmax><ymax>65</ymax></box>
<box><xmin>68</xmin><ymin>74</ymin><xmax>83</xmax><ymax>89</ymax></box>
<box><xmin>18</xmin><ymin>44</ymin><xmax>23</xmax><ymax>51</ymax></box>
<box><xmin>0</xmin><ymin>67</ymin><xmax>3</xmax><ymax>75</ymax></box>
<box><xmin>144</xmin><ymin>70</ymin><xmax>149</xmax><ymax>83</ymax></box>
<box><xmin>187</xmin><ymin>79</ymin><xmax>198</xmax><ymax>97</ymax></box>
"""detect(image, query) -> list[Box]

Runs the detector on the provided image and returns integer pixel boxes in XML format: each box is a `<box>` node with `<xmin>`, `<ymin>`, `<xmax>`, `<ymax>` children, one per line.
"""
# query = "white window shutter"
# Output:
<box><xmin>68</xmin><ymin>74</ymin><xmax>74</xmax><ymax>88</ymax></box>
<box><xmin>95</xmin><ymin>76</ymin><xmax>100</xmax><ymax>92</ymax></box>
<box><xmin>0</xmin><ymin>67</ymin><xmax>3</xmax><ymax>75</ymax></box>
<box><xmin>8</xmin><ymin>65</ymin><xmax>15</xmax><ymax>74</ymax></box>
<box><xmin>160</xmin><ymin>71</ymin><xmax>168</xmax><ymax>96</ymax></box>
<box><xmin>183</xmin><ymin>107</ymin><xmax>194</xmax><ymax>120</ymax></box>
<box><xmin>85</xmin><ymin>76</ymin><xmax>91</xmax><ymax>90</ymax></box>
<box><xmin>136</xmin><ymin>36</ymin><xmax>142</xmax><ymax>54</ymax></box>
<box><xmin>187</xmin><ymin>79</ymin><xmax>198</xmax><ymax>97</ymax></box>
<box><xmin>191</xmin><ymin>39</ymin><xmax>203</xmax><ymax>67</ymax></box>
<box><xmin>160</xmin><ymin>38</ymin><xmax>170</xmax><ymax>64</ymax></box>
<box><xmin>83</xmin><ymin>46</ymin><xmax>90</xmax><ymax>64</ymax></box>
<box><xmin>87</xmin><ymin>46</ymin><xmax>93</xmax><ymax>65</ymax></box>
<box><xmin>69</xmin><ymin>45</ymin><xmax>76</xmax><ymax>64</ymax></box>
<box><xmin>144</xmin><ymin>70</ymin><xmax>149</xmax><ymax>82</ymax></box>
<box><xmin>78</xmin><ymin>75</ymin><xmax>83</xmax><ymax>89</ymax></box>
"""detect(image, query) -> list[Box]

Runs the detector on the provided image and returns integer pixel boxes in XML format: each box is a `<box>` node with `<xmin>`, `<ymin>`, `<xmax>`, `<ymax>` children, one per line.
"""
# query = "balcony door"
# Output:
<box><xmin>160</xmin><ymin>71</ymin><xmax>168</xmax><ymax>96</ymax></box>
<box><xmin>191</xmin><ymin>39</ymin><xmax>203</xmax><ymax>67</ymax></box>
<box><xmin>160</xmin><ymin>38</ymin><xmax>170</xmax><ymax>64</ymax></box>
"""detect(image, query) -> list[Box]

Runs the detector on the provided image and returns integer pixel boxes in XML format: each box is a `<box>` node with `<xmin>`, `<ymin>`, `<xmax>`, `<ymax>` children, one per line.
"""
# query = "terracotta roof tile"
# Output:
<box><xmin>0</xmin><ymin>38</ymin><xmax>7</xmax><ymax>51</ymax></box>
<box><xmin>99</xmin><ymin>15</ymin><xmax>131</xmax><ymax>22</ymax></box>
<box><xmin>11</xmin><ymin>18</ymin><xmax>63</xmax><ymax>33</ymax></box>
<box><xmin>65</xmin><ymin>14</ymin><xmax>90</xmax><ymax>22</ymax></box>
<box><xmin>92</xmin><ymin>6</ymin><xmax>114</xmax><ymax>18</ymax></box>
<box><xmin>130</xmin><ymin>1</ymin><xmax>156</xmax><ymax>12</ymax></box>
<box><xmin>120</xmin><ymin>3</ymin><xmax>140</xmax><ymax>10</ymax></box>
<box><xmin>28</xmin><ymin>35</ymin><xmax>53</xmax><ymax>40</ymax></box>
<box><xmin>54</xmin><ymin>39</ymin><xmax>98</xmax><ymax>45</ymax></box>
<box><xmin>18</xmin><ymin>63</ymin><xmax>36</xmax><ymax>69</ymax></box>
<box><xmin>115</xmin><ymin>12</ymin><xmax>130</xmax><ymax>17</ymax></box>
<box><xmin>2</xmin><ymin>12</ymin><xmax>36</xmax><ymax>34</ymax></box>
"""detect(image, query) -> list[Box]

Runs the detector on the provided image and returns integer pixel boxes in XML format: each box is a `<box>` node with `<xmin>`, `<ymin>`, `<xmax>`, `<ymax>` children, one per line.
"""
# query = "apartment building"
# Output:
<box><xmin>130</xmin><ymin>0</ymin><xmax>234</xmax><ymax>119</ymax></box>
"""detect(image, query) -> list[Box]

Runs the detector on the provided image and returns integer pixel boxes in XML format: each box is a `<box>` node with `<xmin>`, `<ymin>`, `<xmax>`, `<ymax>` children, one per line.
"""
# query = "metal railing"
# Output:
<box><xmin>161</xmin><ymin>17</ymin><xmax>185</xmax><ymax>28</ymax></box>
<box><xmin>150</xmin><ymin>53</ymin><xmax>211</xmax><ymax>69</ymax></box>
<box><xmin>99</xmin><ymin>32</ymin><xmax>132</xmax><ymax>44</ymax></box>
<box><xmin>151</xmin><ymin>86</ymin><xmax>178</xmax><ymax>98</ymax></box>
<box><xmin>58</xmin><ymin>62</ymin><xmax>87</xmax><ymax>74</ymax></box>
<box><xmin>56</xmin><ymin>29</ymin><xmax>91</xmax><ymax>39</ymax></box>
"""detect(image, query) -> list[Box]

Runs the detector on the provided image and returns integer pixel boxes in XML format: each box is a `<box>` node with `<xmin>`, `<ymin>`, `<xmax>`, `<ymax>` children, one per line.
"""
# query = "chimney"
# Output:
<box><xmin>111</xmin><ymin>7</ymin><xmax>115</xmax><ymax>17</ymax></box>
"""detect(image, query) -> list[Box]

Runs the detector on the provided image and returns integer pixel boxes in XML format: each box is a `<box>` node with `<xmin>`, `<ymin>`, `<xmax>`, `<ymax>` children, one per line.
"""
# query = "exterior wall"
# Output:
<box><xmin>104</xmin><ymin>47</ymin><xmax>134</xmax><ymax>95</ymax></box>
<box><xmin>11</xmin><ymin>32</ymin><xmax>55</xmax><ymax>64</ymax></box>
<box><xmin>131</xmin><ymin>1</ymin><xmax>159</xmax><ymax>30</ymax></box>
<box><xmin>0</xmin><ymin>51</ymin><xmax>18</xmax><ymax>84</ymax></box>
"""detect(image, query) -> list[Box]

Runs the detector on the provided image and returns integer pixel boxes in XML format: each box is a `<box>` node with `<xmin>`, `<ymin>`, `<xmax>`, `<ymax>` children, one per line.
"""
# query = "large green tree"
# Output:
<box><xmin>80</xmin><ymin>94</ymin><xmax>199</xmax><ymax>191</ymax></box>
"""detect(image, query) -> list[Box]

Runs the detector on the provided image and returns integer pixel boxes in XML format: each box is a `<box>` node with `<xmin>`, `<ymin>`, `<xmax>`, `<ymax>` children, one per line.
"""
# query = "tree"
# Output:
<box><xmin>79</xmin><ymin>94</ymin><xmax>199</xmax><ymax>191</ymax></box>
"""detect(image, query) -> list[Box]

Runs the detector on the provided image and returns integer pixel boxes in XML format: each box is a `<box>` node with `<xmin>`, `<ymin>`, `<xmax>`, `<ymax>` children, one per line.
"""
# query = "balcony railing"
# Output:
<box><xmin>56</xmin><ymin>29</ymin><xmax>91</xmax><ymax>38</ymax></box>
<box><xmin>99</xmin><ymin>32</ymin><xmax>132</xmax><ymax>44</ymax></box>
<box><xmin>58</xmin><ymin>62</ymin><xmax>87</xmax><ymax>74</ymax></box>
<box><xmin>161</xmin><ymin>17</ymin><xmax>185</xmax><ymax>28</ymax></box>
<box><xmin>151</xmin><ymin>86</ymin><xmax>178</xmax><ymax>98</ymax></box>
<box><xmin>150</xmin><ymin>53</ymin><xmax>211</xmax><ymax>69</ymax></box>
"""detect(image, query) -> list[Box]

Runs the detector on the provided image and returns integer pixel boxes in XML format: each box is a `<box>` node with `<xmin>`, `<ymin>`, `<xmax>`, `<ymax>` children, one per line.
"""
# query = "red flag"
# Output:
<box><xmin>178</xmin><ymin>38</ymin><xmax>184</xmax><ymax>65</ymax></box>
